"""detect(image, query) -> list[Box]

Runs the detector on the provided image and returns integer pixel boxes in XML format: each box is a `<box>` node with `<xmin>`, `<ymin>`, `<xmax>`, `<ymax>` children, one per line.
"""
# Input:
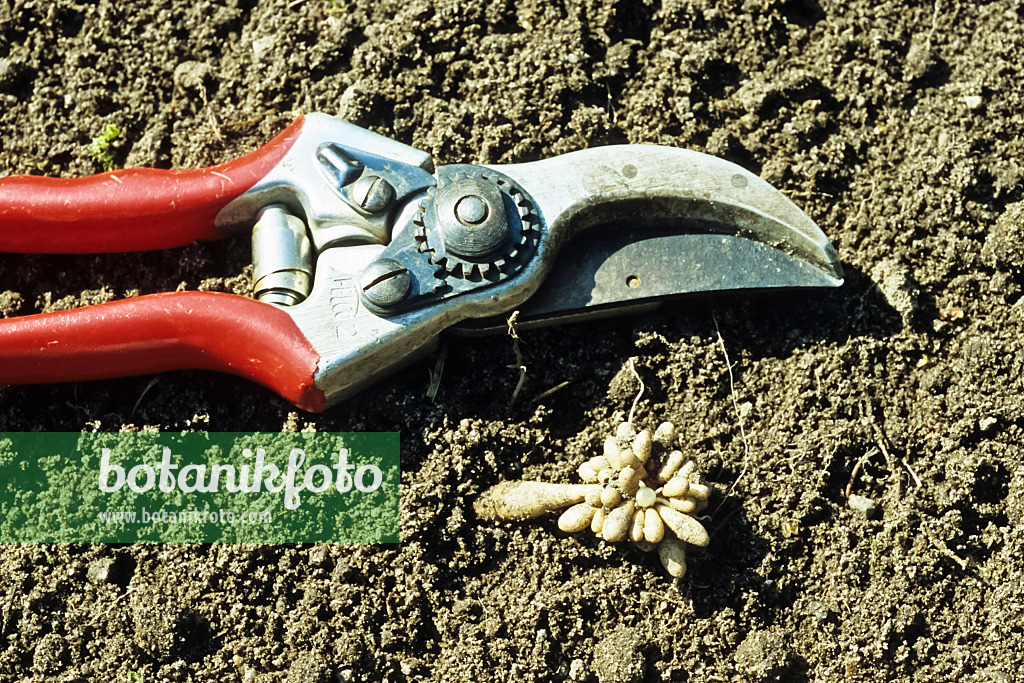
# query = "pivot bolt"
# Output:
<box><xmin>360</xmin><ymin>258</ymin><xmax>411</xmax><ymax>309</ymax></box>
<box><xmin>455</xmin><ymin>195</ymin><xmax>488</xmax><ymax>225</ymax></box>
<box><xmin>434</xmin><ymin>178</ymin><xmax>510</xmax><ymax>259</ymax></box>
<box><xmin>350</xmin><ymin>175</ymin><xmax>396</xmax><ymax>214</ymax></box>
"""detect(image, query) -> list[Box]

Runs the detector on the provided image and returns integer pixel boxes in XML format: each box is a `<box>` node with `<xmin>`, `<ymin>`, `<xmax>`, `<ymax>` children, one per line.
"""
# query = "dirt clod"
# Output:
<box><xmin>133</xmin><ymin>604</ymin><xmax>212</xmax><ymax>664</ymax></box>
<box><xmin>870</xmin><ymin>258</ymin><xmax>920</xmax><ymax>326</ymax></box>
<box><xmin>32</xmin><ymin>632</ymin><xmax>68</xmax><ymax>675</ymax></box>
<box><xmin>285</xmin><ymin>651</ymin><xmax>331</xmax><ymax>683</ymax></box>
<box><xmin>983</xmin><ymin>202</ymin><xmax>1024</xmax><ymax>276</ymax></box>
<box><xmin>734</xmin><ymin>629</ymin><xmax>794</xmax><ymax>682</ymax></box>
<box><xmin>593</xmin><ymin>626</ymin><xmax>644</xmax><ymax>683</ymax></box>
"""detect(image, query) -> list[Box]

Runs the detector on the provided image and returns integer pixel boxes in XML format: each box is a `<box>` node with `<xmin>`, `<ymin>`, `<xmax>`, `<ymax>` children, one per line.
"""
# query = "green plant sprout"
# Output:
<box><xmin>90</xmin><ymin>123</ymin><xmax>120</xmax><ymax>171</ymax></box>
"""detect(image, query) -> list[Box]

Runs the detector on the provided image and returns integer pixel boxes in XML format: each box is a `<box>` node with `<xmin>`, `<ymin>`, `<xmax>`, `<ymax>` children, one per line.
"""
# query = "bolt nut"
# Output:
<box><xmin>455</xmin><ymin>195</ymin><xmax>488</xmax><ymax>225</ymax></box>
<box><xmin>350</xmin><ymin>174</ymin><xmax>396</xmax><ymax>214</ymax></box>
<box><xmin>434</xmin><ymin>178</ymin><xmax>509</xmax><ymax>259</ymax></box>
<box><xmin>360</xmin><ymin>258</ymin><xmax>411</xmax><ymax>309</ymax></box>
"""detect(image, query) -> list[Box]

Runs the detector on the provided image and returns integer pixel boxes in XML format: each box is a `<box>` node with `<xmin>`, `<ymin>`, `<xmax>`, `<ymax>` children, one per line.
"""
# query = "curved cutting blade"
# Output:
<box><xmin>454</xmin><ymin>144</ymin><xmax>843</xmax><ymax>330</ymax></box>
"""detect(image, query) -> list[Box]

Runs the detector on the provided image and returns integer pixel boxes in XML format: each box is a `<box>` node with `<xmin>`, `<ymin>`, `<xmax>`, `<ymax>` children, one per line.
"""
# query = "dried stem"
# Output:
<box><xmin>713</xmin><ymin>312</ymin><xmax>750</xmax><ymax>509</ymax></box>
<box><xmin>507</xmin><ymin>311</ymin><xmax>527</xmax><ymax>407</ymax></box>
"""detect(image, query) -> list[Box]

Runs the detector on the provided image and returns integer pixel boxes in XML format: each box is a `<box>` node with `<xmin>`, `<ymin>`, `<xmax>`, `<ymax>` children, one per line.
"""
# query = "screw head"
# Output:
<box><xmin>360</xmin><ymin>258</ymin><xmax>411</xmax><ymax>309</ymax></box>
<box><xmin>351</xmin><ymin>175</ymin><xmax>396</xmax><ymax>214</ymax></box>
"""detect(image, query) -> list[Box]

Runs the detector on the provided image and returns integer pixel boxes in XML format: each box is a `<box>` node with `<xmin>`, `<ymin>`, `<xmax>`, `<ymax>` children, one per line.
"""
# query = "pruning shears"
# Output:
<box><xmin>0</xmin><ymin>114</ymin><xmax>843</xmax><ymax>411</ymax></box>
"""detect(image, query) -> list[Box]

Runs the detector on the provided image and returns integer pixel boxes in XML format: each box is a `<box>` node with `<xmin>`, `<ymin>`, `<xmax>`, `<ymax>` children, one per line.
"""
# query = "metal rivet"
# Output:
<box><xmin>360</xmin><ymin>258</ymin><xmax>411</xmax><ymax>308</ymax></box>
<box><xmin>455</xmin><ymin>195</ymin><xmax>488</xmax><ymax>225</ymax></box>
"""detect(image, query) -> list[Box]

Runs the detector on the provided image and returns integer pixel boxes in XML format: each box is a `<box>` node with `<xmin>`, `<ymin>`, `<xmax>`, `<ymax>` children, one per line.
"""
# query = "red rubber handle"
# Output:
<box><xmin>0</xmin><ymin>291</ymin><xmax>325</xmax><ymax>411</ymax></box>
<box><xmin>0</xmin><ymin>117</ymin><xmax>305</xmax><ymax>253</ymax></box>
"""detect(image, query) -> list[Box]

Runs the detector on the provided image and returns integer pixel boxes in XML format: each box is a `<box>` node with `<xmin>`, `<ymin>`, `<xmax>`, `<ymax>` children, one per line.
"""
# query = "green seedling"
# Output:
<box><xmin>90</xmin><ymin>123</ymin><xmax>121</xmax><ymax>172</ymax></box>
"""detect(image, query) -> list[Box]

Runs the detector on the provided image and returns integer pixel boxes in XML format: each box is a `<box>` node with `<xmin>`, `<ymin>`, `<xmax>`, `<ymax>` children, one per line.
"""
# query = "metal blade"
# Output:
<box><xmin>453</xmin><ymin>223</ymin><xmax>843</xmax><ymax>335</ymax></box>
<box><xmin>450</xmin><ymin>144</ymin><xmax>843</xmax><ymax>335</ymax></box>
<box><xmin>495</xmin><ymin>144</ymin><xmax>841</xmax><ymax>277</ymax></box>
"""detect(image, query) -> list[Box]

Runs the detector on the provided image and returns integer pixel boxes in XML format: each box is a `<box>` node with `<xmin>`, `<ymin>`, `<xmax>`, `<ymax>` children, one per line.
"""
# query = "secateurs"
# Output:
<box><xmin>0</xmin><ymin>114</ymin><xmax>843</xmax><ymax>412</ymax></box>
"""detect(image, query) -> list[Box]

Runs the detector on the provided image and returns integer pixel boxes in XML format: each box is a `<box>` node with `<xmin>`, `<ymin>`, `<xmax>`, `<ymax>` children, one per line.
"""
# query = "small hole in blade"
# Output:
<box><xmin>626</xmin><ymin>275</ymin><xmax>641</xmax><ymax>289</ymax></box>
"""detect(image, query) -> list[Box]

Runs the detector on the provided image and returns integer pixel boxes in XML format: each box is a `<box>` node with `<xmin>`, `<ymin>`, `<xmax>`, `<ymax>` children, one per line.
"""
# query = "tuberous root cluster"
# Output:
<box><xmin>474</xmin><ymin>420</ymin><xmax>712</xmax><ymax>578</ymax></box>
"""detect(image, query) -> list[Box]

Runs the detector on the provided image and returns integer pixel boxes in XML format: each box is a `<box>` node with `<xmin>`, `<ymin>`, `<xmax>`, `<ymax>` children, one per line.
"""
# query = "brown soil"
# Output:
<box><xmin>1</xmin><ymin>0</ymin><xmax>1023</xmax><ymax>681</ymax></box>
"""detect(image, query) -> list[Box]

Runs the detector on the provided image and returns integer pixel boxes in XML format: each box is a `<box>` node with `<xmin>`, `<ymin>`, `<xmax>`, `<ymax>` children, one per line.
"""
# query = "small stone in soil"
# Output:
<box><xmin>848</xmin><ymin>494</ymin><xmax>880</xmax><ymax>518</ymax></box>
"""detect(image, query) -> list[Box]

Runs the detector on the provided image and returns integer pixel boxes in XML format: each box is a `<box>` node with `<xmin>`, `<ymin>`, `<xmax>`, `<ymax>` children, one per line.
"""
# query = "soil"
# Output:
<box><xmin>1</xmin><ymin>0</ymin><xmax>1023</xmax><ymax>681</ymax></box>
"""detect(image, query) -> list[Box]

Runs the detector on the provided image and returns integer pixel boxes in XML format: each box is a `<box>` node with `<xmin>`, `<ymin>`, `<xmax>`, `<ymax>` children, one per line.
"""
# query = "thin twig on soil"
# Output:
<box><xmin>131</xmin><ymin>377</ymin><xmax>159</xmax><ymax>416</ymax></box>
<box><xmin>927</xmin><ymin>0</ymin><xmax>943</xmax><ymax>44</ymax></box>
<box><xmin>920</xmin><ymin>522</ymin><xmax>969</xmax><ymax>571</ymax></box>
<box><xmin>627</xmin><ymin>358</ymin><xmax>644</xmax><ymax>425</ymax></box>
<box><xmin>426</xmin><ymin>341</ymin><xmax>449</xmax><ymax>400</ymax></box>
<box><xmin>869</xmin><ymin>417</ymin><xmax>971</xmax><ymax>570</ymax></box>
<box><xmin>870</xmin><ymin>422</ymin><xmax>900</xmax><ymax>497</ymax></box>
<box><xmin>531</xmin><ymin>380</ymin><xmax>572</xmax><ymax>404</ymax></box>
<box><xmin>103</xmin><ymin>585</ymin><xmax>137</xmax><ymax>616</ymax></box>
<box><xmin>845</xmin><ymin>447</ymin><xmax>878</xmax><ymax>499</ymax></box>
<box><xmin>507</xmin><ymin>311</ymin><xmax>527</xmax><ymax>407</ymax></box>
<box><xmin>195</xmin><ymin>83</ymin><xmax>222</xmax><ymax>142</ymax></box>
<box><xmin>708</xmin><ymin>504</ymin><xmax>744</xmax><ymax>540</ymax></box>
<box><xmin>713</xmin><ymin>312</ymin><xmax>751</xmax><ymax>508</ymax></box>
<box><xmin>902</xmin><ymin>458</ymin><xmax>923</xmax><ymax>488</ymax></box>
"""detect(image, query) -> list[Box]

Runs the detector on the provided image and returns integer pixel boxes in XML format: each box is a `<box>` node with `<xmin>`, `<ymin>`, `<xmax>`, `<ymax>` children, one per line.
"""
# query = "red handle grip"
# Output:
<box><xmin>0</xmin><ymin>117</ymin><xmax>305</xmax><ymax>254</ymax></box>
<box><xmin>0</xmin><ymin>291</ymin><xmax>324</xmax><ymax>411</ymax></box>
